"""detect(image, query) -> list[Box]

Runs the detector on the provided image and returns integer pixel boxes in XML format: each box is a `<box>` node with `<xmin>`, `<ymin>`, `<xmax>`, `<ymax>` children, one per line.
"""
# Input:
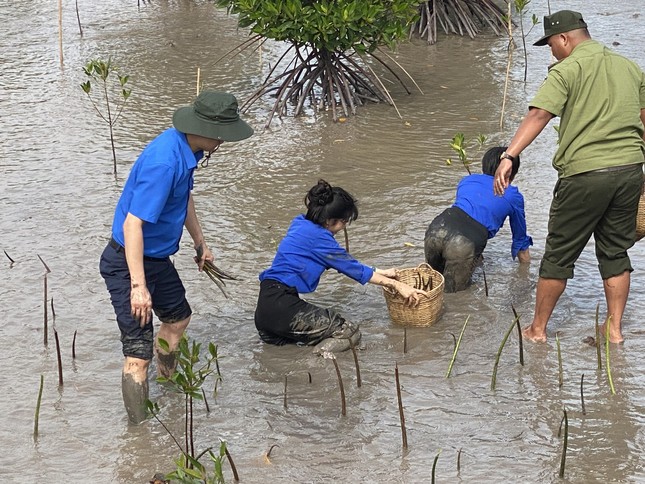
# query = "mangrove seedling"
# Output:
<box><xmin>431</xmin><ymin>449</ymin><xmax>442</xmax><ymax>483</ymax></box>
<box><xmin>559</xmin><ymin>407</ymin><xmax>568</xmax><ymax>478</ymax></box>
<box><xmin>580</xmin><ymin>373</ymin><xmax>586</xmax><ymax>415</ymax></box>
<box><xmin>555</xmin><ymin>331</ymin><xmax>563</xmax><ymax>389</ymax></box>
<box><xmin>512</xmin><ymin>0</ymin><xmax>539</xmax><ymax>83</ymax></box>
<box><xmin>395</xmin><ymin>362</ymin><xmax>408</xmax><ymax>449</ymax></box>
<box><xmin>511</xmin><ymin>304</ymin><xmax>524</xmax><ymax>366</ymax></box>
<box><xmin>491</xmin><ymin>315</ymin><xmax>520</xmax><ymax>391</ymax></box>
<box><xmin>80</xmin><ymin>58</ymin><xmax>131</xmax><ymax>177</ymax></box>
<box><xmin>34</xmin><ymin>374</ymin><xmax>44</xmax><ymax>440</ymax></box>
<box><xmin>446</xmin><ymin>315</ymin><xmax>470</xmax><ymax>378</ymax></box>
<box><xmin>594</xmin><ymin>304</ymin><xmax>602</xmax><ymax>371</ymax></box>
<box><xmin>330</xmin><ymin>356</ymin><xmax>347</xmax><ymax>417</ymax></box>
<box><xmin>605</xmin><ymin>317</ymin><xmax>616</xmax><ymax>395</ymax></box>
<box><xmin>446</xmin><ymin>133</ymin><xmax>487</xmax><ymax>175</ymax></box>
<box><xmin>147</xmin><ymin>334</ymin><xmax>226</xmax><ymax>480</ymax></box>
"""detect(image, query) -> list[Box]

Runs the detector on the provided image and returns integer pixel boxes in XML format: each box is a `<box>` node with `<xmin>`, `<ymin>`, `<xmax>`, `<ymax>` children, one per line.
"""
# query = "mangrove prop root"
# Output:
<box><xmin>395</xmin><ymin>362</ymin><xmax>408</xmax><ymax>449</ymax></box>
<box><xmin>283</xmin><ymin>375</ymin><xmax>288</xmax><ymax>409</ymax></box>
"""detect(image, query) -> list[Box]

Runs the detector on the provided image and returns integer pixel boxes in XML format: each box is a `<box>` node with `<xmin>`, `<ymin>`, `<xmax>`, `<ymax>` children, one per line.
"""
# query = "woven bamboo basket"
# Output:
<box><xmin>382</xmin><ymin>263</ymin><xmax>444</xmax><ymax>327</ymax></box>
<box><xmin>636</xmin><ymin>194</ymin><xmax>645</xmax><ymax>242</ymax></box>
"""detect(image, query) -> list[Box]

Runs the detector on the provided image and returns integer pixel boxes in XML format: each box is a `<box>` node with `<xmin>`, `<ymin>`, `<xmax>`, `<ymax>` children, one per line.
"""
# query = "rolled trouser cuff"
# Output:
<box><xmin>539</xmin><ymin>257</ymin><xmax>573</xmax><ymax>280</ymax></box>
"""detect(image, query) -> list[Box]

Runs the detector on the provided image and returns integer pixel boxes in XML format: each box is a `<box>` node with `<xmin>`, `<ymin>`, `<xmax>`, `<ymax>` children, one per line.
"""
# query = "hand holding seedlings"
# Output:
<box><xmin>195</xmin><ymin>245</ymin><xmax>239</xmax><ymax>299</ymax></box>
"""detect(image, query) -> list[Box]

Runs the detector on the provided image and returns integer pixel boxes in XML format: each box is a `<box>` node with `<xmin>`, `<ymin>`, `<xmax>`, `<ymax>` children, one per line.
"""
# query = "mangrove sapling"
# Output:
<box><xmin>224</xmin><ymin>446</ymin><xmax>240</xmax><ymax>481</ymax></box>
<box><xmin>349</xmin><ymin>340</ymin><xmax>362</xmax><ymax>388</ymax></box>
<box><xmin>580</xmin><ymin>374</ymin><xmax>586</xmax><ymax>415</ymax></box>
<box><xmin>201</xmin><ymin>387</ymin><xmax>210</xmax><ymax>413</ymax></box>
<box><xmin>395</xmin><ymin>362</ymin><xmax>408</xmax><ymax>450</ymax></box>
<box><xmin>559</xmin><ymin>407</ymin><xmax>568</xmax><ymax>478</ymax></box>
<box><xmin>483</xmin><ymin>265</ymin><xmax>489</xmax><ymax>297</ymax></box>
<box><xmin>283</xmin><ymin>375</ymin><xmax>288</xmax><ymax>409</ymax></box>
<box><xmin>72</xmin><ymin>330</ymin><xmax>77</xmax><ymax>359</ymax></box>
<box><xmin>216</xmin><ymin>0</ymin><xmax>421</xmax><ymax>125</ymax></box>
<box><xmin>80</xmin><ymin>58</ymin><xmax>131</xmax><ymax>177</ymax></box>
<box><xmin>4</xmin><ymin>250</ymin><xmax>15</xmax><ymax>266</ymax></box>
<box><xmin>595</xmin><ymin>304</ymin><xmax>602</xmax><ymax>371</ymax></box>
<box><xmin>513</xmin><ymin>0</ymin><xmax>539</xmax><ymax>83</ymax></box>
<box><xmin>403</xmin><ymin>328</ymin><xmax>408</xmax><ymax>354</ymax></box>
<box><xmin>605</xmin><ymin>318</ymin><xmax>616</xmax><ymax>395</ymax></box>
<box><xmin>511</xmin><ymin>305</ymin><xmax>524</xmax><ymax>366</ymax></box>
<box><xmin>490</xmin><ymin>315</ymin><xmax>521</xmax><ymax>391</ymax></box>
<box><xmin>446</xmin><ymin>133</ymin><xmax>488</xmax><ymax>175</ymax></box>
<box><xmin>555</xmin><ymin>332</ymin><xmax>563</xmax><ymax>389</ymax></box>
<box><xmin>446</xmin><ymin>316</ymin><xmax>470</xmax><ymax>378</ymax></box>
<box><xmin>33</xmin><ymin>374</ymin><xmax>44</xmax><ymax>440</ymax></box>
<box><xmin>148</xmin><ymin>335</ymin><xmax>223</xmax><ymax>478</ymax></box>
<box><xmin>457</xmin><ymin>447</ymin><xmax>462</xmax><ymax>473</ymax></box>
<box><xmin>74</xmin><ymin>0</ymin><xmax>83</xmax><ymax>37</ymax></box>
<box><xmin>53</xmin><ymin>328</ymin><xmax>64</xmax><ymax>387</ymax></box>
<box><xmin>37</xmin><ymin>254</ymin><xmax>51</xmax><ymax>347</ymax></box>
<box><xmin>499</xmin><ymin>1</ymin><xmax>513</xmax><ymax>129</ymax></box>
<box><xmin>330</xmin><ymin>356</ymin><xmax>347</xmax><ymax>417</ymax></box>
<box><xmin>431</xmin><ymin>449</ymin><xmax>441</xmax><ymax>483</ymax></box>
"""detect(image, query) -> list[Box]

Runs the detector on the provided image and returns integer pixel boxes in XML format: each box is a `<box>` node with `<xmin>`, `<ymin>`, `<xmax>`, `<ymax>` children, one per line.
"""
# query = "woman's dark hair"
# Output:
<box><xmin>304</xmin><ymin>179</ymin><xmax>359</xmax><ymax>226</ymax></box>
<box><xmin>481</xmin><ymin>146</ymin><xmax>520</xmax><ymax>180</ymax></box>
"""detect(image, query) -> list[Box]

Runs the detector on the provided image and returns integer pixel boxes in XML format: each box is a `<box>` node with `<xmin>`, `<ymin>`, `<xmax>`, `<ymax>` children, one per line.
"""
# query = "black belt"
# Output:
<box><xmin>108</xmin><ymin>237</ymin><xmax>164</xmax><ymax>261</ymax></box>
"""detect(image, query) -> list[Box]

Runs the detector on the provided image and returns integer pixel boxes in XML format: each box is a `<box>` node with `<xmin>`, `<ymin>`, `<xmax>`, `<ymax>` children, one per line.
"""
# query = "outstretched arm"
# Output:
<box><xmin>368</xmin><ymin>268</ymin><xmax>427</xmax><ymax>307</ymax></box>
<box><xmin>494</xmin><ymin>107</ymin><xmax>555</xmax><ymax>195</ymax></box>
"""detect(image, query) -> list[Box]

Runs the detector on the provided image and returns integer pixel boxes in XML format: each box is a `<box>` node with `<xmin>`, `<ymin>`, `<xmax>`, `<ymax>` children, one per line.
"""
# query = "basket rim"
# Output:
<box><xmin>382</xmin><ymin>263</ymin><xmax>444</xmax><ymax>298</ymax></box>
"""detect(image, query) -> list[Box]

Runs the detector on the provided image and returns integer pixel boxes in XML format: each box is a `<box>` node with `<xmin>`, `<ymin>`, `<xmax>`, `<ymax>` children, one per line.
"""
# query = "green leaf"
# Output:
<box><xmin>157</xmin><ymin>338</ymin><xmax>170</xmax><ymax>353</ymax></box>
<box><xmin>80</xmin><ymin>81</ymin><xmax>91</xmax><ymax>94</ymax></box>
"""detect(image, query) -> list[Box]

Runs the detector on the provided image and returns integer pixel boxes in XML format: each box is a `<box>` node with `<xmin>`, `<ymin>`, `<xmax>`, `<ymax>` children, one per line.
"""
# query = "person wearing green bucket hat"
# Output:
<box><xmin>100</xmin><ymin>90</ymin><xmax>253</xmax><ymax>424</ymax></box>
<box><xmin>493</xmin><ymin>10</ymin><xmax>645</xmax><ymax>345</ymax></box>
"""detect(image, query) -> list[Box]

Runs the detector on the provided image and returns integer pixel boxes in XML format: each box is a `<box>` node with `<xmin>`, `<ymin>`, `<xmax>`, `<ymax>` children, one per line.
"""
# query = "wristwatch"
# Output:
<box><xmin>500</xmin><ymin>152</ymin><xmax>516</xmax><ymax>162</ymax></box>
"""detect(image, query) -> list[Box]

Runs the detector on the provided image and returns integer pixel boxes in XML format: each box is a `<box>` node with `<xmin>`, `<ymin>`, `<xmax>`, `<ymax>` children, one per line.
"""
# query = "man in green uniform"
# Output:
<box><xmin>493</xmin><ymin>10</ymin><xmax>645</xmax><ymax>343</ymax></box>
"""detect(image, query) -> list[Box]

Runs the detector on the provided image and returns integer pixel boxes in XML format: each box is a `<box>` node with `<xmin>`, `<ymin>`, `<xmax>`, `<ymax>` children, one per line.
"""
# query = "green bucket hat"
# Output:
<box><xmin>173</xmin><ymin>90</ymin><xmax>254</xmax><ymax>142</ymax></box>
<box><xmin>533</xmin><ymin>10</ymin><xmax>588</xmax><ymax>46</ymax></box>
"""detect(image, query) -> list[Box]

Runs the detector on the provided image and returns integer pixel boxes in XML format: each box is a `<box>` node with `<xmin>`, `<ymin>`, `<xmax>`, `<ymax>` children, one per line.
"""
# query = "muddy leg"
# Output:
<box><xmin>122</xmin><ymin>356</ymin><xmax>150</xmax><ymax>424</ymax></box>
<box><xmin>313</xmin><ymin>320</ymin><xmax>361</xmax><ymax>355</ymax></box>
<box><xmin>155</xmin><ymin>317</ymin><xmax>190</xmax><ymax>379</ymax></box>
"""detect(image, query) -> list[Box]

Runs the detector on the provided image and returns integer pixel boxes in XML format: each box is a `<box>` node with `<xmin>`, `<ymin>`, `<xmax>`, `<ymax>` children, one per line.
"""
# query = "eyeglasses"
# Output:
<box><xmin>200</xmin><ymin>142</ymin><xmax>222</xmax><ymax>168</ymax></box>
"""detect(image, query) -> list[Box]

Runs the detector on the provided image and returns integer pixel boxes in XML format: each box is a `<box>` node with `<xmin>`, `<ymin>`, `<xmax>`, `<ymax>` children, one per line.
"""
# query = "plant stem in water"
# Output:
<box><xmin>446</xmin><ymin>316</ymin><xmax>470</xmax><ymax>378</ymax></box>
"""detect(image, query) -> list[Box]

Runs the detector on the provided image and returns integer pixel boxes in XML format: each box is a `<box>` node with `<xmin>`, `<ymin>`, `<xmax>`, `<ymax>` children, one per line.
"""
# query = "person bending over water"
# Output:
<box><xmin>424</xmin><ymin>146</ymin><xmax>532</xmax><ymax>292</ymax></box>
<box><xmin>255</xmin><ymin>179</ymin><xmax>426</xmax><ymax>354</ymax></box>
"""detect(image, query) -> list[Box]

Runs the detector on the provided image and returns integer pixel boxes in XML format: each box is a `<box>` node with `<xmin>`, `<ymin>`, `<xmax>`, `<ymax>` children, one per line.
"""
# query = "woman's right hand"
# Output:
<box><xmin>396</xmin><ymin>281</ymin><xmax>427</xmax><ymax>307</ymax></box>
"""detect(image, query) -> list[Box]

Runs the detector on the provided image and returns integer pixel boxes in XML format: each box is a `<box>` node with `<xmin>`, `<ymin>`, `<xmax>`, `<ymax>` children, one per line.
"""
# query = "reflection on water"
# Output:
<box><xmin>1</xmin><ymin>0</ymin><xmax>645</xmax><ymax>481</ymax></box>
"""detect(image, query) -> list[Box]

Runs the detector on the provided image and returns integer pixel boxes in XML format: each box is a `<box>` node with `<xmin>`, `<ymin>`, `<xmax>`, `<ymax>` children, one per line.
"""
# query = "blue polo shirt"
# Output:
<box><xmin>111</xmin><ymin>128</ymin><xmax>202</xmax><ymax>258</ymax></box>
<box><xmin>453</xmin><ymin>174</ymin><xmax>532</xmax><ymax>258</ymax></box>
<box><xmin>259</xmin><ymin>214</ymin><xmax>374</xmax><ymax>293</ymax></box>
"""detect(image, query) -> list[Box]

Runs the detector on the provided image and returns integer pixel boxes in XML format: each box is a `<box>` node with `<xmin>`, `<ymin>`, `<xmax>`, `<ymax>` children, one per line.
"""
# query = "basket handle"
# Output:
<box><xmin>416</xmin><ymin>262</ymin><xmax>435</xmax><ymax>271</ymax></box>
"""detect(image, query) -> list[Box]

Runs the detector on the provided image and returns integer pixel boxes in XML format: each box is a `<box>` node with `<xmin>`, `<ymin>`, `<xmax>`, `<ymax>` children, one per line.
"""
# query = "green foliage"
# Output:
<box><xmin>146</xmin><ymin>335</ymin><xmax>225</xmax><ymax>483</ymax></box>
<box><xmin>80</xmin><ymin>58</ymin><xmax>131</xmax><ymax>176</ymax></box>
<box><xmin>445</xmin><ymin>132</ymin><xmax>487</xmax><ymax>175</ymax></box>
<box><xmin>218</xmin><ymin>0</ymin><xmax>421</xmax><ymax>53</ymax></box>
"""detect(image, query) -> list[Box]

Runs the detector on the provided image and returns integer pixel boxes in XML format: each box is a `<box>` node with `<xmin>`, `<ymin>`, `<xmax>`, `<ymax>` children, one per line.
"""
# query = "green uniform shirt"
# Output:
<box><xmin>530</xmin><ymin>40</ymin><xmax>645</xmax><ymax>178</ymax></box>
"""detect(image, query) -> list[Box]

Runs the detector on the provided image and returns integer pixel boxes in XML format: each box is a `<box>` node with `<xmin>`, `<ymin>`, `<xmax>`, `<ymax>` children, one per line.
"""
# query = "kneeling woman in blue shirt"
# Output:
<box><xmin>424</xmin><ymin>146</ymin><xmax>532</xmax><ymax>293</ymax></box>
<box><xmin>256</xmin><ymin>180</ymin><xmax>426</xmax><ymax>354</ymax></box>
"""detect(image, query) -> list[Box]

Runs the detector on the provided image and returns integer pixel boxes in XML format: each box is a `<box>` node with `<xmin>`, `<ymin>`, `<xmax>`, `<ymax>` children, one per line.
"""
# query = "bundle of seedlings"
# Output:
<box><xmin>195</xmin><ymin>247</ymin><xmax>239</xmax><ymax>299</ymax></box>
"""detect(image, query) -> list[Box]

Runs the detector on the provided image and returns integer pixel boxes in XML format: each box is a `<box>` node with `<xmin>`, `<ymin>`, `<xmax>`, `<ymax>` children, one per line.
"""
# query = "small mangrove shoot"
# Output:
<box><xmin>446</xmin><ymin>316</ymin><xmax>470</xmax><ymax>378</ymax></box>
<box><xmin>395</xmin><ymin>362</ymin><xmax>408</xmax><ymax>449</ymax></box>
<box><xmin>511</xmin><ymin>304</ymin><xmax>524</xmax><ymax>365</ymax></box>
<box><xmin>580</xmin><ymin>373</ymin><xmax>586</xmax><ymax>415</ymax></box>
<box><xmin>34</xmin><ymin>374</ymin><xmax>44</xmax><ymax>440</ymax></box>
<box><xmin>595</xmin><ymin>304</ymin><xmax>602</xmax><ymax>370</ymax></box>
<box><xmin>559</xmin><ymin>407</ymin><xmax>568</xmax><ymax>478</ymax></box>
<box><xmin>350</xmin><ymin>341</ymin><xmax>362</xmax><ymax>388</ymax></box>
<box><xmin>605</xmin><ymin>317</ymin><xmax>616</xmax><ymax>395</ymax></box>
<box><xmin>556</xmin><ymin>332</ymin><xmax>563</xmax><ymax>389</ymax></box>
<box><xmin>491</xmin><ymin>315</ymin><xmax>521</xmax><ymax>391</ymax></box>
<box><xmin>331</xmin><ymin>356</ymin><xmax>347</xmax><ymax>416</ymax></box>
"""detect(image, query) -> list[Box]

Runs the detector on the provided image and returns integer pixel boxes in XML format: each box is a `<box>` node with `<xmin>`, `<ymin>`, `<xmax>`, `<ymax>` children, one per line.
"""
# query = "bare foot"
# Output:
<box><xmin>522</xmin><ymin>325</ymin><xmax>547</xmax><ymax>343</ymax></box>
<box><xmin>598</xmin><ymin>323</ymin><xmax>624</xmax><ymax>344</ymax></box>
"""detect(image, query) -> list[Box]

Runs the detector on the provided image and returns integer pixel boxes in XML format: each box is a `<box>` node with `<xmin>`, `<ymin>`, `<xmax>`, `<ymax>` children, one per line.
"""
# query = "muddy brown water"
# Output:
<box><xmin>1</xmin><ymin>1</ymin><xmax>645</xmax><ymax>482</ymax></box>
